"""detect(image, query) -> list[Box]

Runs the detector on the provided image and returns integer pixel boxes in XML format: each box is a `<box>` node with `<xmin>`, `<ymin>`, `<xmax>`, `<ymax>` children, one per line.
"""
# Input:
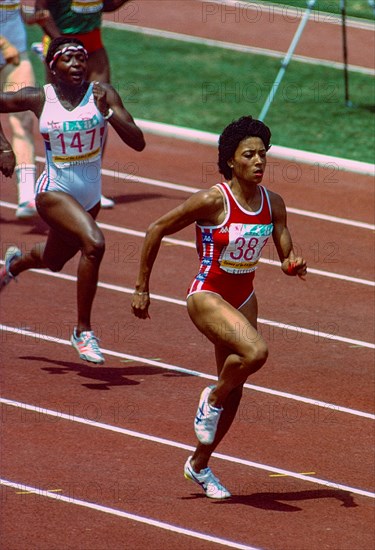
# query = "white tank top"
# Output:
<box><xmin>37</xmin><ymin>83</ymin><xmax>107</xmax><ymax>210</ymax></box>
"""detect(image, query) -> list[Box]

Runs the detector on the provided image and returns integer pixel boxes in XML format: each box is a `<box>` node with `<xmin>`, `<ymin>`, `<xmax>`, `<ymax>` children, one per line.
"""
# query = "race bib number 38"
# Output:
<box><xmin>219</xmin><ymin>222</ymin><xmax>273</xmax><ymax>273</ymax></box>
<box><xmin>49</xmin><ymin>115</ymin><xmax>102</xmax><ymax>166</ymax></box>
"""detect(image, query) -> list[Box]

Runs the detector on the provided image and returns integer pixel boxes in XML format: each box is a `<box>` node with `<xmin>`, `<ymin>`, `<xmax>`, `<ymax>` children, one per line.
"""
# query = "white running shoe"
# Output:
<box><xmin>0</xmin><ymin>246</ymin><xmax>21</xmax><ymax>292</ymax></box>
<box><xmin>100</xmin><ymin>194</ymin><xmax>115</xmax><ymax>209</ymax></box>
<box><xmin>31</xmin><ymin>42</ymin><xmax>45</xmax><ymax>62</ymax></box>
<box><xmin>70</xmin><ymin>328</ymin><xmax>104</xmax><ymax>364</ymax></box>
<box><xmin>194</xmin><ymin>385</ymin><xmax>222</xmax><ymax>444</ymax></box>
<box><xmin>184</xmin><ymin>456</ymin><xmax>231</xmax><ymax>499</ymax></box>
<box><xmin>16</xmin><ymin>200</ymin><xmax>38</xmax><ymax>219</ymax></box>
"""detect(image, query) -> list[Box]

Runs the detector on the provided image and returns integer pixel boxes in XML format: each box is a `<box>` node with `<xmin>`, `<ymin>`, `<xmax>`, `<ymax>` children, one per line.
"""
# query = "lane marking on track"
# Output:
<box><xmin>1</xmin><ymin>324</ymin><xmax>374</xmax><ymax>420</ymax></box>
<box><xmin>28</xmin><ymin>160</ymin><xmax>375</xmax><ymax>229</ymax></box>
<box><xmin>0</xmin><ymin>478</ymin><xmax>262</xmax><ymax>550</ymax></box>
<box><xmin>1</xmin><ymin>263</ymin><xmax>374</xmax><ymax>346</ymax></box>
<box><xmin>1</xmin><ymin>201</ymin><xmax>374</xmax><ymax>288</ymax></box>
<box><xmin>197</xmin><ymin>0</ymin><xmax>375</xmax><ymax>31</ymax></box>
<box><xmin>269</xmin><ymin>472</ymin><xmax>316</xmax><ymax>477</ymax></box>
<box><xmin>102</xmin><ymin>21</ymin><xmax>375</xmax><ymax>76</ymax></box>
<box><xmin>5</xmin><ymin>154</ymin><xmax>371</xmax><ymax>223</ymax></box>
<box><xmin>1</xmin><ymin>399</ymin><xmax>374</xmax><ymax>499</ymax></box>
<box><xmin>16</xmin><ymin>488</ymin><xmax>62</xmax><ymax>494</ymax></box>
<box><xmin>128</xmin><ymin>122</ymin><xmax>375</xmax><ymax>176</ymax></box>
<box><xmin>0</xmin><ymin>263</ymin><xmax>374</xmax><ymax>346</ymax></box>
<box><xmin>3</xmin><ymin>190</ymin><xmax>375</xmax><ymax>233</ymax></box>
<box><xmin>96</xmin><ymin>222</ymin><xmax>374</xmax><ymax>286</ymax></box>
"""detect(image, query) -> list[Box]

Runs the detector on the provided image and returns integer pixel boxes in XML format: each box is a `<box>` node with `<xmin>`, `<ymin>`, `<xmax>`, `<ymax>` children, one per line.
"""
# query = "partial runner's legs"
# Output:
<box><xmin>185</xmin><ymin>292</ymin><xmax>267</xmax><ymax>495</ymax></box>
<box><xmin>7</xmin><ymin>191</ymin><xmax>104</xmax><ymax>333</ymax></box>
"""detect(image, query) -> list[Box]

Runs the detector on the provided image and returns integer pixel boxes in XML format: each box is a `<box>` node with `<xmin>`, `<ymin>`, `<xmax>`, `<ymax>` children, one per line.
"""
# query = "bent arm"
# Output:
<box><xmin>0</xmin><ymin>87</ymin><xmax>44</xmax><ymax>116</ymax></box>
<box><xmin>33</xmin><ymin>0</ymin><xmax>61</xmax><ymax>38</ymax></box>
<box><xmin>93</xmin><ymin>82</ymin><xmax>145</xmax><ymax>151</ymax></box>
<box><xmin>270</xmin><ymin>191</ymin><xmax>307</xmax><ymax>278</ymax></box>
<box><xmin>132</xmin><ymin>188</ymin><xmax>224</xmax><ymax>317</ymax></box>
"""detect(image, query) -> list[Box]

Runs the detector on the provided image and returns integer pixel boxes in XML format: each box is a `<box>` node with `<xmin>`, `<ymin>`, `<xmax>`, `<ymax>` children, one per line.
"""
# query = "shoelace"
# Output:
<box><xmin>81</xmin><ymin>332</ymin><xmax>101</xmax><ymax>351</ymax></box>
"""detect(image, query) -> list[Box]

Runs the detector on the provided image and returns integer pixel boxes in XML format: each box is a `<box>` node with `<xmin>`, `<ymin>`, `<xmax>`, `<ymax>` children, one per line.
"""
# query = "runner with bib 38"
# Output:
<box><xmin>131</xmin><ymin>115</ymin><xmax>306</xmax><ymax>499</ymax></box>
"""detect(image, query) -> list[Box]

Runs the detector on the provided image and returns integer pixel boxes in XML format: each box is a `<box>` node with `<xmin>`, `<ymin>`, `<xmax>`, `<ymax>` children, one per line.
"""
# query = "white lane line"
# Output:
<box><xmin>1</xmin><ymin>399</ymin><xmax>374</xmax><ymax>499</ymax></box>
<box><xmin>0</xmin><ymin>479</ymin><xmax>261</xmax><ymax>550</ymax></box>
<box><xmin>1</xmin><ymin>263</ymin><xmax>374</xmax><ymax>347</ymax></box>
<box><xmin>3</xmin><ymin>190</ymin><xmax>375</xmax><ymax>233</ymax></box>
<box><xmin>1</xmin><ymin>324</ymin><xmax>374</xmax><ymax>420</ymax></box>
<box><xmin>1</xmin><ymin>201</ymin><xmax>373</xmax><ymax>287</ymax></box>
<box><xmin>25</xmin><ymin>157</ymin><xmax>375</xmax><ymax>226</ymax></box>
<box><xmin>40</xmin><ymin>160</ymin><xmax>375</xmax><ymax>229</ymax></box>
<box><xmin>97</xmin><ymin>222</ymin><xmax>375</xmax><ymax>287</ymax></box>
<box><xmin>103</xmin><ymin>21</ymin><xmax>375</xmax><ymax>76</ymax></box>
<box><xmin>130</xmin><ymin>119</ymin><xmax>375</xmax><ymax>176</ymax></box>
<box><xmin>197</xmin><ymin>0</ymin><xmax>375</xmax><ymax>31</ymax></box>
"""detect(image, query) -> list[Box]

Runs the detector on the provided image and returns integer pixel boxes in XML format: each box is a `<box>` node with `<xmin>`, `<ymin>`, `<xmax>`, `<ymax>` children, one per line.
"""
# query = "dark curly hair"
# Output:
<box><xmin>218</xmin><ymin>116</ymin><xmax>272</xmax><ymax>180</ymax></box>
<box><xmin>45</xmin><ymin>36</ymin><xmax>86</xmax><ymax>68</ymax></box>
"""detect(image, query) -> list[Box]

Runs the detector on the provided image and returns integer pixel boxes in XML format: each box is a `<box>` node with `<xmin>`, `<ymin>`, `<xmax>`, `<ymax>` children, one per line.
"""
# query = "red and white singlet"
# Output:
<box><xmin>187</xmin><ymin>182</ymin><xmax>273</xmax><ymax>309</ymax></box>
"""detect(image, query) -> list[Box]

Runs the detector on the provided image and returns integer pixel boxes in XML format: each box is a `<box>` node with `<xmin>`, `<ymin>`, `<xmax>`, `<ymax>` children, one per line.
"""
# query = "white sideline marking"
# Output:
<box><xmin>27</xmin><ymin>160</ymin><xmax>374</xmax><ymax>230</ymax></box>
<box><xmin>100</xmin><ymin>168</ymin><xmax>375</xmax><ymax>231</ymax></box>
<box><xmin>1</xmin><ymin>263</ymin><xmax>374</xmax><ymax>345</ymax></box>
<box><xmin>133</xmin><ymin>121</ymin><xmax>375</xmax><ymax>176</ymax></box>
<box><xmin>0</xmin><ymin>204</ymin><xmax>373</xmax><ymax>287</ymax></box>
<box><xmin>103</xmin><ymin>21</ymin><xmax>375</xmax><ymax>76</ymax></box>
<box><xmin>34</xmin><ymin>111</ymin><xmax>375</xmax><ymax>175</ymax></box>
<box><xmin>97</xmin><ymin>222</ymin><xmax>375</xmax><ymax>286</ymax></box>
<box><xmin>1</xmin><ymin>399</ymin><xmax>374</xmax><ymax>499</ymax></box>
<box><xmin>5</xmin><ymin>164</ymin><xmax>375</xmax><ymax>231</ymax></box>
<box><xmin>197</xmin><ymin>0</ymin><xmax>375</xmax><ymax>30</ymax></box>
<box><xmin>0</xmin><ymin>479</ymin><xmax>261</xmax><ymax>550</ymax></box>
<box><xmin>0</xmin><ymin>324</ymin><xmax>374</xmax><ymax>420</ymax></box>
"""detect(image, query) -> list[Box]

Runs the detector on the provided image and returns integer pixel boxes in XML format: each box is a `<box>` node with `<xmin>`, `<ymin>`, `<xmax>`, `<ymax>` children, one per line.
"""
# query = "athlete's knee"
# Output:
<box><xmin>242</xmin><ymin>340</ymin><xmax>268</xmax><ymax>373</ymax></box>
<box><xmin>83</xmin><ymin>231</ymin><xmax>105</xmax><ymax>262</ymax></box>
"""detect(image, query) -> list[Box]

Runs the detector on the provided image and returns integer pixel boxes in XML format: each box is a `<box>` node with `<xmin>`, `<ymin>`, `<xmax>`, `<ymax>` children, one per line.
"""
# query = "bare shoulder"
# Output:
<box><xmin>192</xmin><ymin>185</ymin><xmax>226</xmax><ymax>225</ymax></box>
<box><xmin>266</xmin><ymin>188</ymin><xmax>286</xmax><ymax>214</ymax></box>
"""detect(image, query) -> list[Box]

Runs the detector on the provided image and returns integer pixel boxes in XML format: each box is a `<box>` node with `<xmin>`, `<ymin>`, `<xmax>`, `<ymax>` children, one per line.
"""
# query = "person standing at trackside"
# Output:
<box><xmin>33</xmin><ymin>0</ymin><xmax>134</xmax><ymax>209</ymax></box>
<box><xmin>0</xmin><ymin>1</ymin><xmax>48</xmax><ymax>219</ymax></box>
<box><xmin>131</xmin><ymin>116</ymin><xmax>307</xmax><ymax>499</ymax></box>
<box><xmin>0</xmin><ymin>36</ymin><xmax>145</xmax><ymax>365</ymax></box>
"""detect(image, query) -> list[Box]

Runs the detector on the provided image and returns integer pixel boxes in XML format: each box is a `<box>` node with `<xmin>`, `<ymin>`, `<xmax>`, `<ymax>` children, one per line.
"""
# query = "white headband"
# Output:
<box><xmin>49</xmin><ymin>45</ymin><xmax>88</xmax><ymax>70</ymax></box>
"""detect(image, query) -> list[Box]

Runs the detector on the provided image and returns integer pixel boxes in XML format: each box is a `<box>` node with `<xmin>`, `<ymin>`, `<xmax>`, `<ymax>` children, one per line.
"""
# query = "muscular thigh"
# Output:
<box><xmin>37</xmin><ymin>192</ymin><xmax>102</xmax><ymax>262</ymax></box>
<box><xmin>187</xmin><ymin>291</ymin><xmax>259</xmax><ymax>354</ymax></box>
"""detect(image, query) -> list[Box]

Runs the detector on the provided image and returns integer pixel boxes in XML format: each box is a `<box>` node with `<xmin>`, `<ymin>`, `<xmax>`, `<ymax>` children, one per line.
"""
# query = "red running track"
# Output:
<box><xmin>1</xmin><ymin>4</ymin><xmax>374</xmax><ymax>549</ymax></box>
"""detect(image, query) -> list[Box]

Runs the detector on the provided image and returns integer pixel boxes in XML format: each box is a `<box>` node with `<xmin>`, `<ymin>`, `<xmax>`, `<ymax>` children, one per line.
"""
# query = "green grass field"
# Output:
<box><xmin>27</xmin><ymin>22</ymin><xmax>375</xmax><ymax>164</ymax></box>
<box><xmin>267</xmin><ymin>0</ymin><xmax>374</xmax><ymax>19</ymax></box>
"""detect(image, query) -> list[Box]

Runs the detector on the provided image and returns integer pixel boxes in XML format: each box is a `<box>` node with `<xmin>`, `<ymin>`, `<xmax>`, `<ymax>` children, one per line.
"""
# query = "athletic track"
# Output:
<box><xmin>1</xmin><ymin>2</ymin><xmax>374</xmax><ymax>549</ymax></box>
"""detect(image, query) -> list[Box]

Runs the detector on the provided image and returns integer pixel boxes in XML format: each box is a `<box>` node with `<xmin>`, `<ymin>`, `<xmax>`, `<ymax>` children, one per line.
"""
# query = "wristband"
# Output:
<box><xmin>287</xmin><ymin>262</ymin><xmax>296</xmax><ymax>274</ymax></box>
<box><xmin>134</xmin><ymin>291</ymin><xmax>149</xmax><ymax>296</ymax></box>
<box><xmin>103</xmin><ymin>108</ymin><xmax>114</xmax><ymax>120</ymax></box>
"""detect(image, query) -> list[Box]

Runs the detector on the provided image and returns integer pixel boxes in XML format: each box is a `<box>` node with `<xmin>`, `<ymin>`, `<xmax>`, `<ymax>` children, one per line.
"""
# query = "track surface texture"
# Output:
<box><xmin>1</xmin><ymin>2</ymin><xmax>374</xmax><ymax>549</ymax></box>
